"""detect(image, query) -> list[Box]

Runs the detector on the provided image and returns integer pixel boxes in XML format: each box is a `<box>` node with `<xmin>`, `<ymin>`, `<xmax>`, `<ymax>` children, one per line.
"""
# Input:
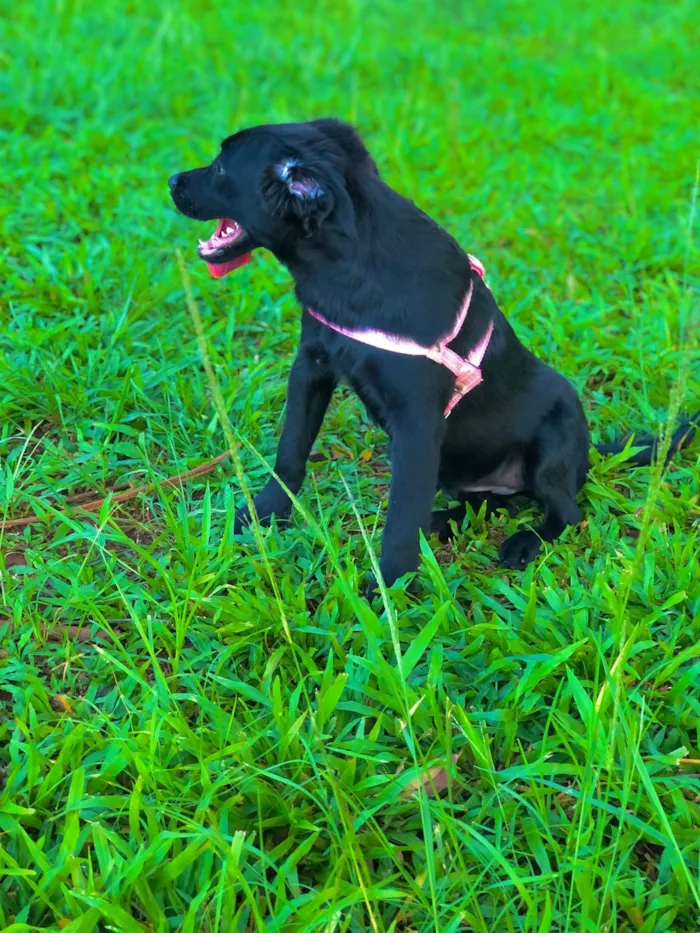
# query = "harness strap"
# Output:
<box><xmin>307</xmin><ymin>255</ymin><xmax>493</xmax><ymax>418</ymax></box>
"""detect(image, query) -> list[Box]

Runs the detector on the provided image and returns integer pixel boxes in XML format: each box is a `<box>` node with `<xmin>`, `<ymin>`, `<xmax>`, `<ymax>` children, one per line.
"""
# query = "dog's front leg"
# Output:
<box><xmin>234</xmin><ymin>346</ymin><xmax>336</xmax><ymax>532</ymax></box>
<box><xmin>375</xmin><ymin>409</ymin><xmax>444</xmax><ymax>590</ymax></box>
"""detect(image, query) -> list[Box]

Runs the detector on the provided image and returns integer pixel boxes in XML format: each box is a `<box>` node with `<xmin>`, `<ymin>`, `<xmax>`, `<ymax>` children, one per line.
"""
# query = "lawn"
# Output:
<box><xmin>1</xmin><ymin>0</ymin><xmax>699</xmax><ymax>930</ymax></box>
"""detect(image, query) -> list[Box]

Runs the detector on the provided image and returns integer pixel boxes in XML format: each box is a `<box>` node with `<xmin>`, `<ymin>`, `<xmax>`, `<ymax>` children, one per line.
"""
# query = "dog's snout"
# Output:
<box><xmin>168</xmin><ymin>173</ymin><xmax>181</xmax><ymax>191</ymax></box>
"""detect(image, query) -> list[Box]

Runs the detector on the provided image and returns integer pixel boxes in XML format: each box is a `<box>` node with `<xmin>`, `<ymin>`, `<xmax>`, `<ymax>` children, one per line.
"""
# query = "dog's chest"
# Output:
<box><xmin>316</xmin><ymin>336</ymin><xmax>410</xmax><ymax>430</ymax></box>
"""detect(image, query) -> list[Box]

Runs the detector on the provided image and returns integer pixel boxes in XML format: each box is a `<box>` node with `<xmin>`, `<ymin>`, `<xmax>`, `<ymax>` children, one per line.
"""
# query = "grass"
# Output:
<box><xmin>1</xmin><ymin>0</ymin><xmax>699</xmax><ymax>929</ymax></box>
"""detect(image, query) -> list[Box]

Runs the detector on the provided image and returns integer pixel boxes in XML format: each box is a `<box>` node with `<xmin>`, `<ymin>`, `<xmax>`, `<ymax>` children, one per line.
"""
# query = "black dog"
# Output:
<box><xmin>169</xmin><ymin>118</ymin><xmax>697</xmax><ymax>589</ymax></box>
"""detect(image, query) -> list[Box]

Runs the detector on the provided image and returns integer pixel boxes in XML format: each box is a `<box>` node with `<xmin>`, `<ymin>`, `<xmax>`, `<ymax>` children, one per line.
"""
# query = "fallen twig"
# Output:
<box><xmin>1</xmin><ymin>451</ymin><xmax>230</xmax><ymax>531</ymax></box>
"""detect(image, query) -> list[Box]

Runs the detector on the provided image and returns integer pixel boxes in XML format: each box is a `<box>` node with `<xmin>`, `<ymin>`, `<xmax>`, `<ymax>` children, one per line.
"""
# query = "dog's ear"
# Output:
<box><xmin>310</xmin><ymin>119</ymin><xmax>380</xmax><ymax>176</ymax></box>
<box><xmin>260</xmin><ymin>158</ymin><xmax>357</xmax><ymax>239</ymax></box>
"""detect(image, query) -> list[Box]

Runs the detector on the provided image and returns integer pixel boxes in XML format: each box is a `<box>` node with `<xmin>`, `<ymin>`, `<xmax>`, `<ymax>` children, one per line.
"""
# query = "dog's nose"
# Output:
<box><xmin>168</xmin><ymin>173</ymin><xmax>180</xmax><ymax>191</ymax></box>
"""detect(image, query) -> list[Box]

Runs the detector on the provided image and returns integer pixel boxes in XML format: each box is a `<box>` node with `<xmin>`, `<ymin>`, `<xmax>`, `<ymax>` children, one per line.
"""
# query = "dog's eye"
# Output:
<box><xmin>216</xmin><ymin>162</ymin><xmax>225</xmax><ymax>176</ymax></box>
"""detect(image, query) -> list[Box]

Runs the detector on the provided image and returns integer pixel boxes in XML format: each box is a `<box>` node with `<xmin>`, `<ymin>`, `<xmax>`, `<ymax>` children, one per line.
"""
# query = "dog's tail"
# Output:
<box><xmin>595</xmin><ymin>410</ymin><xmax>699</xmax><ymax>467</ymax></box>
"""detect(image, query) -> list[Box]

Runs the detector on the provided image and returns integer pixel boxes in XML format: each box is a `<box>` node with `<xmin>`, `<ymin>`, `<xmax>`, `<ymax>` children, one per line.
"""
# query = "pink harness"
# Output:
<box><xmin>307</xmin><ymin>255</ymin><xmax>493</xmax><ymax>417</ymax></box>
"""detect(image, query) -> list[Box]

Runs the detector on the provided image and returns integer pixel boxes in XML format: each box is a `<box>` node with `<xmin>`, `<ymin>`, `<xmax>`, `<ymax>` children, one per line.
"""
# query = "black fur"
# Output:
<box><xmin>169</xmin><ymin>119</ymin><xmax>698</xmax><ymax>589</ymax></box>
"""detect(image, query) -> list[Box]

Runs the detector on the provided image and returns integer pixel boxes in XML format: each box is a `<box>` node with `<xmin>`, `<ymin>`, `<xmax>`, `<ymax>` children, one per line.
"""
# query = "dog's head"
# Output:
<box><xmin>169</xmin><ymin>119</ymin><xmax>377</xmax><ymax>278</ymax></box>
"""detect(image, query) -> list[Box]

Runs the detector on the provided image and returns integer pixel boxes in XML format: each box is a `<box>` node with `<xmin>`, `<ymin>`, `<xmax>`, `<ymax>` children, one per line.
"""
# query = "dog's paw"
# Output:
<box><xmin>233</xmin><ymin>506</ymin><xmax>275</xmax><ymax>535</ymax></box>
<box><xmin>234</xmin><ymin>492</ymin><xmax>295</xmax><ymax>534</ymax></box>
<box><xmin>430</xmin><ymin>509</ymin><xmax>456</xmax><ymax>542</ymax></box>
<box><xmin>233</xmin><ymin>507</ymin><xmax>252</xmax><ymax>535</ymax></box>
<box><xmin>499</xmin><ymin>529</ymin><xmax>542</xmax><ymax>569</ymax></box>
<box><xmin>364</xmin><ymin>575</ymin><xmax>380</xmax><ymax>602</ymax></box>
<box><xmin>364</xmin><ymin>561</ymin><xmax>419</xmax><ymax>602</ymax></box>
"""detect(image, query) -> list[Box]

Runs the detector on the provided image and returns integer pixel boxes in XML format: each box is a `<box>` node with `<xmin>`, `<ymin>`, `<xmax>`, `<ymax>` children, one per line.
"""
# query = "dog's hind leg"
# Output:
<box><xmin>498</xmin><ymin>405</ymin><xmax>587</xmax><ymax>568</ymax></box>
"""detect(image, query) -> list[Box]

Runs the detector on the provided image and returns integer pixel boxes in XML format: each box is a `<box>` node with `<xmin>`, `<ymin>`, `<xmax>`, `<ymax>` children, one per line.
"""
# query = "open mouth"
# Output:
<box><xmin>197</xmin><ymin>218</ymin><xmax>254</xmax><ymax>279</ymax></box>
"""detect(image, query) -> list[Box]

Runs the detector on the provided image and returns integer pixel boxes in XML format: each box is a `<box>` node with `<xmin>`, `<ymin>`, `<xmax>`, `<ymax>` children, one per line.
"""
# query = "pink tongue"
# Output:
<box><xmin>206</xmin><ymin>252</ymin><xmax>252</xmax><ymax>278</ymax></box>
